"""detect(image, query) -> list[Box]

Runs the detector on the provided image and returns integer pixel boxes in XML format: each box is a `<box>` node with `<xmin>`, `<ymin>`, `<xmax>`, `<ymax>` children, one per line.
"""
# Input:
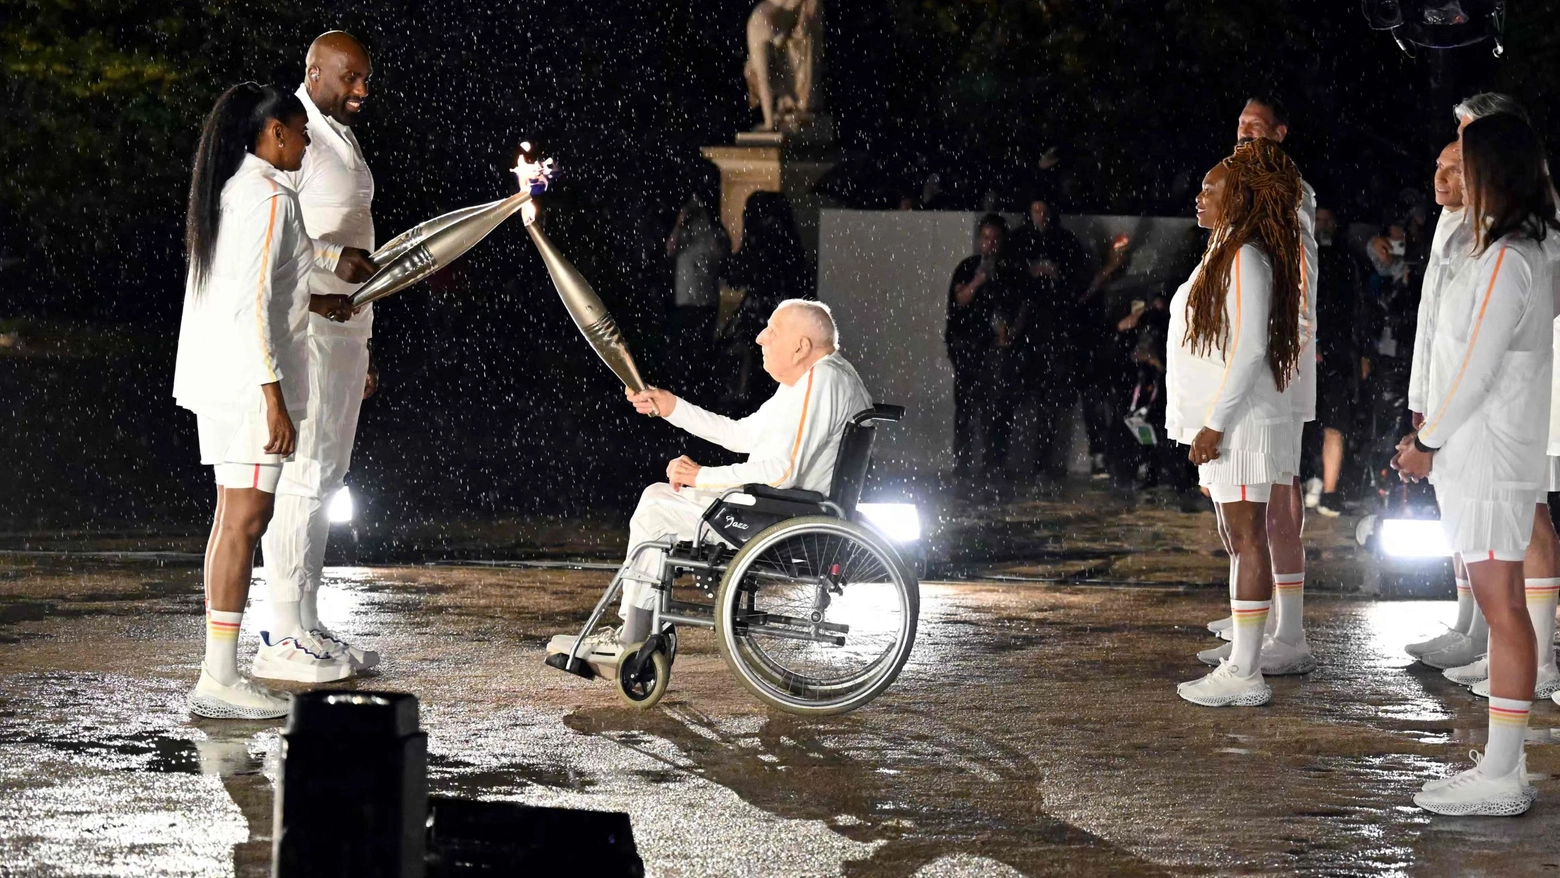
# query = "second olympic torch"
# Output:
<box><xmin>525</xmin><ymin>222</ymin><xmax>649</xmax><ymax>395</ymax></box>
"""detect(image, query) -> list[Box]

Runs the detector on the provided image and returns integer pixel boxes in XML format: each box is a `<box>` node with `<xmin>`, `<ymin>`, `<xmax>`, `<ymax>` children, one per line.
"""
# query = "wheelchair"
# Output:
<box><xmin>546</xmin><ymin>405</ymin><xmax>919</xmax><ymax>716</ymax></box>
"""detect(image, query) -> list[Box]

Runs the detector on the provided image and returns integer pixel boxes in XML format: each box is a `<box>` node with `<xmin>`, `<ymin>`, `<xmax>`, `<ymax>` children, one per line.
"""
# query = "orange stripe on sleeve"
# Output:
<box><xmin>254</xmin><ymin>184</ymin><xmax>281</xmax><ymax>382</ymax></box>
<box><xmin>768</xmin><ymin>368</ymin><xmax>816</xmax><ymax>487</ymax></box>
<box><xmin>1420</xmin><ymin>246</ymin><xmax>1507</xmax><ymax>440</ymax></box>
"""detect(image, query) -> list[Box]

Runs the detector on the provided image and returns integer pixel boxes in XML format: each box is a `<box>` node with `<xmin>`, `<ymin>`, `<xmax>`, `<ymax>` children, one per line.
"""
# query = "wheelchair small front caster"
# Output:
<box><xmin>616</xmin><ymin>641</ymin><xmax>670</xmax><ymax>710</ymax></box>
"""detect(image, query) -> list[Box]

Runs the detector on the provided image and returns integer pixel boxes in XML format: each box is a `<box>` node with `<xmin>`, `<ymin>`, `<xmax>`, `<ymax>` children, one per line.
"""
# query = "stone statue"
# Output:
<box><xmin>744</xmin><ymin>0</ymin><xmax>823</xmax><ymax>133</ymax></box>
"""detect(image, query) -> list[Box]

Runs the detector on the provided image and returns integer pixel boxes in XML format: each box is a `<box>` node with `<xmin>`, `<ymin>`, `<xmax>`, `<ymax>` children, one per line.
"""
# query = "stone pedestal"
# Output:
<box><xmin>700</xmin><ymin>136</ymin><xmax>840</xmax><ymax>264</ymax></box>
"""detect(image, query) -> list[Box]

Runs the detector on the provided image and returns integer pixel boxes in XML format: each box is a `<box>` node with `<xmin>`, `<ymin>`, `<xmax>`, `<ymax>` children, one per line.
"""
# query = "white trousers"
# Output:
<box><xmin>619</xmin><ymin>483</ymin><xmax>721</xmax><ymax>617</ymax></box>
<box><xmin>263</xmin><ymin>322</ymin><xmax>370</xmax><ymax>602</ymax></box>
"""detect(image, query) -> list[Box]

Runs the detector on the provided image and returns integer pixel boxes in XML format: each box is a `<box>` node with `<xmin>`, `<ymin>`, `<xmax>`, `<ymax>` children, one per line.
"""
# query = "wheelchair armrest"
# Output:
<box><xmin>851</xmin><ymin>404</ymin><xmax>905</xmax><ymax>427</ymax></box>
<box><xmin>718</xmin><ymin>484</ymin><xmax>836</xmax><ymax>520</ymax></box>
<box><xmin>738</xmin><ymin>484</ymin><xmax>828</xmax><ymax>505</ymax></box>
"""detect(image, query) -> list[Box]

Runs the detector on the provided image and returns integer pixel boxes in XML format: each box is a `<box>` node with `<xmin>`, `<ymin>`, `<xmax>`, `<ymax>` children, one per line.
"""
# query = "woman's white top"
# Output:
<box><xmin>173</xmin><ymin>153</ymin><xmax>313</xmax><ymax>419</ymax></box>
<box><xmin>1166</xmin><ymin>243</ymin><xmax>1291</xmax><ymax>444</ymax></box>
<box><xmin>1418</xmin><ymin>233</ymin><xmax>1557</xmax><ymax>496</ymax></box>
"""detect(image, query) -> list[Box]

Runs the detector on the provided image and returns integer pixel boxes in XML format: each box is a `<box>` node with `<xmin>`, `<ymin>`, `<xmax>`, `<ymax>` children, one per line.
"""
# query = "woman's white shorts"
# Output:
<box><xmin>197</xmin><ymin>413</ymin><xmax>286</xmax><ymax>494</ymax></box>
<box><xmin>1435</xmin><ymin>480</ymin><xmax>1536</xmax><ymax>563</ymax></box>
<box><xmin>1196</xmin><ymin>419</ymin><xmax>1297</xmax><ymax>505</ymax></box>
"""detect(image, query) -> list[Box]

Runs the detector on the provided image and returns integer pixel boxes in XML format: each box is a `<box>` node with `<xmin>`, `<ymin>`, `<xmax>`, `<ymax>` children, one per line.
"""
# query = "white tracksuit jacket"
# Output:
<box><xmin>1408</xmin><ymin>207</ymin><xmax>1471</xmax><ymax>416</ymax></box>
<box><xmin>1166</xmin><ymin>244</ymin><xmax>1292</xmax><ymax>444</ymax></box>
<box><xmin>1292</xmin><ymin>181</ymin><xmax>1319</xmax><ymax>424</ymax></box>
<box><xmin>1418</xmin><ymin>234</ymin><xmax>1557</xmax><ymax>501</ymax></box>
<box><xmin>664</xmin><ymin>352</ymin><xmax>873</xmax><ymax>494</ymax></box>
<box><xmin>274</xmin><ymin>85</ymin><xmax>376</xmax><ymax>498</ymax></box>
<box><xmin>173</xmin><ymin>154</ymin><xmax>313</xmax><ymax>420</ymax></box>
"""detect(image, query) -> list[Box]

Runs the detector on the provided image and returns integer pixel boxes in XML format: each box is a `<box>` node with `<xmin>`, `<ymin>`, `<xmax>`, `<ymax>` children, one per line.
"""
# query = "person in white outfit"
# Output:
<box><xmin>1168</xmin><ymin>139</ymin><xmax>1308</xmax><ymax>708</ymax></box>
<box><xmin>1204</xmin><ymin>97</ymin><xmax>1318</xmax><ymax>676</ymax></box>
<box><xmin>1396</xmin><ymin>113</ymin><xmax>1560</xmax><ymax>816</ymax></box>
<box><xmin>1406</xmin><ymin>95</ymin><xmax>1560</xmax><ymax>701</ymax></box>
<box><xmin>255</xmin><ymin>31</ymin><xmax>384</xmax><ymax>684</ymax></box>
<box><xmin>546</xmin><ymin>299</ymin><xmax>872</xmax><ymax>669</ymax></box>
<box><xmin>172</xmin><ymin>83</ymin><xmax>326</xmax><ymax>719</ymax></box>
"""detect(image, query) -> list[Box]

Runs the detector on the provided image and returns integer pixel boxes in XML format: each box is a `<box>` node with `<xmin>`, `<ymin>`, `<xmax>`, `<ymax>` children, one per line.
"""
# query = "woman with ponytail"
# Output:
<box><xmin>1397</xmin><ymin>112</ymin><xmax>1560</xmax><ymax>816</ymax></box>
<box><xmin>1165</xmin><ymin>138</ymin><xmax>1306</xmax><ymax>708</ymax></box>
<box><xmin>172</xmin><ymin>82</ymin><xmax>319</xmax><ymax>720</ymax></box>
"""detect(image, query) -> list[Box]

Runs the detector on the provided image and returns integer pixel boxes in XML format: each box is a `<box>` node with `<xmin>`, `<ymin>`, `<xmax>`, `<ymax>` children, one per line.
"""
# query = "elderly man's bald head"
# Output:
<box><xmin>305</xmin><ymin>31</ymin><xmax>372</xmax><ymax>125</ymax></box>
<box><xmin>776</xmin><ymin>299</ymin><xmax>838</xmax><ymax>351</ymax></box>
<box><xmin>757</xmin><ymin>299</ymin><xmax>839</xmax><ymax>385</ymax></box>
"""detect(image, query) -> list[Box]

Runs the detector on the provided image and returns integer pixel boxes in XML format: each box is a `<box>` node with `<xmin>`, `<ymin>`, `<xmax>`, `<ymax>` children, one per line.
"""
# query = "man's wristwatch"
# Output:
<box><xmin>1413</xmin><ymin>436</ymin><xmax>1436</xmax><ymax>454</ymax></box>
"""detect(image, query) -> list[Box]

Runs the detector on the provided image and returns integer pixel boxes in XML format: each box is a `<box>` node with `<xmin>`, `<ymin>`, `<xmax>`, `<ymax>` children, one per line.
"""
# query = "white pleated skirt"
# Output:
<box><xmin>1196</xmin><ymin>418</ymin><xmax>1298</xmax><ymax>489</ymax></box>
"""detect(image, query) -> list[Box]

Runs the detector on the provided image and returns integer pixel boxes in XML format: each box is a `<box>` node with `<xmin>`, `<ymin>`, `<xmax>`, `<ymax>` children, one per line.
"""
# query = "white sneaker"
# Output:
<box><xmin>1406</xmin><ymin>628</ymin><xmax>1468</xmax><ymax>660</ymax></box>
<box><xmin>1177</xmin><ymin>659</ymin><xmax>1272</xmax><ymax>707</ymax></box>
<box><xmin>1443</xmin><ymin>657</ymin><xmax>1489</xmax><ymax>686</ymax></box>
<box><xmin>1207</xmin><ymin>615</ymin><xmax>1233</xmax><ymax>636</ymax></box>
<box><xmin>1197</xmin><ymin>636</ymin><xmax>1316</xmax><ymax>675</ymax></box>
<box><xmin>251</xmin><ymin>631</ymin><xmax>354</xmax><ymax>683</ymax></box>
<box><xmin>1420</xmin><ymin>634</ymin><xmax>1487</xmax><ymax>670</ymax></box>
<box><xmin>546</xmin><ymin>626</ymin><xmax>626</xmax><ymax>672</ymax></box>
<box><xmin>1303</xmin><ymin>477</ymin><xmax>1322</xmax><ymax>509</ymax></box>
<box><xmin>188</xmin><ymin>667</ymin><xmax>290</xmax><ymax>720</ymax></box>
<box><xmin>1471</xmin><ymin>666</ymin><xmax>1560</xmax><ymax>700</ymax></box>
<box><xmin>1414</xmin><ymin>751</ymin><xmax>1535</xmax><ymax>816</ymax></box>
<box><xmin>312</xmin><ymin>625</ymin><xmax>380</xmax><ymax>671</ymax></box>
<box><xmin>1262</xmin><ymin>635</ymin><xmax>1318</xmax><ymax>675</ymax></box>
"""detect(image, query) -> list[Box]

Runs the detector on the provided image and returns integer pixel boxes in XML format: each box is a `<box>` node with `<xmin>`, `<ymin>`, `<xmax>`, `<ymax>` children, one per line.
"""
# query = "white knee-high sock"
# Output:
<box><xmin>1272</xmin><ymin>573</ymin><xmax>1305</xmax><ymax>644</ymax></box>
<box><xmin>1526</xmin><ymin>578</ymin><xmax>1560</xmax><ymax>671</ymax></box>
<box><xmin>1484</xmin><ymin>696</ymin><xmax>1531</xmax><ymax>778</ymax></box>
<box><xmin>1453</xmin><ymin>576</ymin><xmax>1474</xmax><ymax>632</ymax></box>
<box><xmin>204</xmin><ymin>608</ymin><xmax>243</xmax><ymax>685</ymax></box>
<box><xmin>299</xmin><ymin>589</ymin><xmax>320</xmax><ymax>633</ymax></box>
<box><xmin>1467</xmin><ymin>603</ymin><xmax>1490</xmax><ymax>651</ymax></box>
<box><xmin>1229</xmin><ymin>599</ymin><xmax>1271</xmax><ymax>676</ymax></box>
<box><xmin>270</xmin><ymin>599</ymin><xmax>304</xmax><ymax>641</ymax></box>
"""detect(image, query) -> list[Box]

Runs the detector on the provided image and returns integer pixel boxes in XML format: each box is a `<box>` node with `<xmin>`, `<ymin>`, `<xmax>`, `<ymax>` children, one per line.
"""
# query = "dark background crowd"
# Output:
<box><xmin>3</xmin><ymin>0</ymin><xmax>1553</xmax><ymax>535</ymax></box>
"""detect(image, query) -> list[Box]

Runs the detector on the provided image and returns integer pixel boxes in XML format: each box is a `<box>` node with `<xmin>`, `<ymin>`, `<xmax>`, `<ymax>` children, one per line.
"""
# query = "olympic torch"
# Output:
<box><xmin>524</xmin><ymin>221</ymin><xmax>649</xmax><ymax>396</ymax></box>
<box><xmin>348</xmin><ymin>151</ymin><xmax>557</xmax><ymax>308</ymax></box>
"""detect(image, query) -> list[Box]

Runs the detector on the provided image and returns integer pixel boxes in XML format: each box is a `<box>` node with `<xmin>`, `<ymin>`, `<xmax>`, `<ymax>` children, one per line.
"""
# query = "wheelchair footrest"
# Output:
<box><xmin>544</xmin><ymin>651</ymin><xmax>599</xmax><ymax>680</ymax></box>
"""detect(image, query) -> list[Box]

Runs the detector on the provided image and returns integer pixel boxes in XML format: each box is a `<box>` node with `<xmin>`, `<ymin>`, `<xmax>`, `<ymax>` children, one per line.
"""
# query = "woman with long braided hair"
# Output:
<box><xmin>1166</xmin><ymin>138</ymin><xmax>1306</xmax><ymax>707</ymax></box>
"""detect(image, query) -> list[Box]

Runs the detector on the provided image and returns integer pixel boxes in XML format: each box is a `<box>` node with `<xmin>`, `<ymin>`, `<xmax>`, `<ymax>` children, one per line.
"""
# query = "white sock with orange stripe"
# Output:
<box><xmin>204</xmin><ymin>608</ymin><xmax>243</xmax><ymax>685</ymax></box>
<box><xmin>1229</xmin><ymin>599</ymin><xmax>1271</xmax><ymax>676</ymax></box>
<box><xmin>1453</xmin><ymin>576</ymin><xmax>1474</xmax><ymax>632</ymax></box>
<box><xmin>1484</xmin><ymin>696</ymin><xmax>1531</xmax><ymax>778</ymax></box>
<box><xmin>1272</xmin><ymin>573</ymin><xmax>1305</xmax><ymax>645</ymax></box>
<box><xmin>1526</xmin><ymin>578</ymin><xmax>1560</xmax><ymax>672</ymax></box>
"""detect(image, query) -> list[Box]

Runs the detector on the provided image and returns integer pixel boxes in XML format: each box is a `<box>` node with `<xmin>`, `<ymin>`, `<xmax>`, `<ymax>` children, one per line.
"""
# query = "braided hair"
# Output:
<box><xmin>1184</xmin><ymin>138</ymin><xmax>1305</xmax><ymax>392</ymax></box>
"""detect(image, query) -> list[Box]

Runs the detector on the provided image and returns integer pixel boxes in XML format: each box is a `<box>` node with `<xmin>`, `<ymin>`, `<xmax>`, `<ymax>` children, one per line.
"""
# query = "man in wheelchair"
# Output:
<box><xmin>546</xmin><ymin>298</ymin><xmax>872</xmax><ymax>673</ymax></box>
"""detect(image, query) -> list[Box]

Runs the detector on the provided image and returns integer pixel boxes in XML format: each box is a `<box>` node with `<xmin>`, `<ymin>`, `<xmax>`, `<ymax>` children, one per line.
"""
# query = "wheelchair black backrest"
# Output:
<box><xmin>698</xmin><ymin>404</ymin><xmax>905</xmax><ymax>548</ymax></box>
<box><xmin>828</xmin><ymin>404</ymin><xmax>905</xmax><ymax>518</ymax></box>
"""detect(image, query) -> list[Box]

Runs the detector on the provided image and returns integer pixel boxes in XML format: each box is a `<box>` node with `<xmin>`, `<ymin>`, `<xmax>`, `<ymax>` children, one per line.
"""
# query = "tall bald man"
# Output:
<box><xmin>253</xmin><ymin>31</ymin><xmax>382</xmax><ymax>682</ymax></box>
<box><xmin>546</xmin><ymin>299</ymin><xmax>872</xmax><ymax>671</ymax></box>
<box><xmin>1203</xmin><ymin>96</ymin><xmax>1320</xmax><ymax>674</ymax></box>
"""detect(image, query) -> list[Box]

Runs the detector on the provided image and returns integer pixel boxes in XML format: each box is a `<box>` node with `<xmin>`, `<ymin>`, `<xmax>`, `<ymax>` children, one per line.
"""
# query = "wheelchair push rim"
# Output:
<box><xmin>714</xmin><ymin>515</ymin><xmax>919</xmax><ymax>715</ymax></box>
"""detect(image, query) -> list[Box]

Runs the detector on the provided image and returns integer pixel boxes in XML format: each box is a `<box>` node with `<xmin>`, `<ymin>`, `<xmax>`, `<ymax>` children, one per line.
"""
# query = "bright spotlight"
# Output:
<box><xmin>857</xmin><ymin>502</ymin><xmax>920</xmax><ymax>543</ymax></box>
<box><xmin>1379</xmin><ymin>518</ymin><xmax>1452</xmax><ymax>558</ymax></box>
<box><xmin>328</xmin><ymin>487</ymin><xmax>355</xmax><ymax>524</ymax></box>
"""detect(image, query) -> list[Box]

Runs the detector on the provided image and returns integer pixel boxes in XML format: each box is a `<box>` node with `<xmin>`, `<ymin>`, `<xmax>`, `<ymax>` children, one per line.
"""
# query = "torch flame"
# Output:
<box><xmin>512</xmin><ymin>140</ymin><xmax>557</xmax><ymax>196</ymax></box>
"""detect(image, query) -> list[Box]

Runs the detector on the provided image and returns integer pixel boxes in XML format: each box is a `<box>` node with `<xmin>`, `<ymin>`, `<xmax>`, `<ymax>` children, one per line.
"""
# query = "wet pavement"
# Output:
<box><xmin>5</xmin><ymin>534</ymin><xmax>1560</xmax><ymax>878</ymax></box>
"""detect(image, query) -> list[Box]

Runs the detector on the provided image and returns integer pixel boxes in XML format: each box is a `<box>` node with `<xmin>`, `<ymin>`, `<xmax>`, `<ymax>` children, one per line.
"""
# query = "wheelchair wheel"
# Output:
<box><xmin>615</xmin><ymin>642</ymin><xmax>670</xmax><ymax>710</ymax></box>
<box><xmin>714</xmin><ymin>516</ymin><xmax>919</xmax><ymax>716</ymax></box>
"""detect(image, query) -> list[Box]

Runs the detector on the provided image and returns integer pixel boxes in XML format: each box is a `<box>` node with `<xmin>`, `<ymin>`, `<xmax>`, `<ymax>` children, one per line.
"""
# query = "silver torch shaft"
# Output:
<box><xmin>525</xmin><ymin>223</ymin><xmax>648</xmax><ymax>393</ymax></box>
<box><xmin>368</xmin><ymin>198</ymin><xmax>504</xmax><ymax>266</ymax></box>
<box><xmin>349</xmin><ymin>165</ymin><xmax>553</xmax><ymax>308</ymax></box>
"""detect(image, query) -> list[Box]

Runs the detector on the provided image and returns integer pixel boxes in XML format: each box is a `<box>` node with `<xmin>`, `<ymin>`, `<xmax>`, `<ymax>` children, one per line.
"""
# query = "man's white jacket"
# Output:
<box><xmin>664</xmin><ymin>352</ymin><xmax>873</xmax><ymax>494</ymax></box>
<box><xmin>284</xmin><ymin>84</ymin><xmax>375</xmax><ymax>339</ymax></box>
<box><xmin>173</xmin><ymin>154</ymin><xmax>313</xmax><ymax>419</ymax></box>
<box><xmin>1408</xmin><ymin>207</ymin><xmax>1472</xmax><ymax>415</ymax></box>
